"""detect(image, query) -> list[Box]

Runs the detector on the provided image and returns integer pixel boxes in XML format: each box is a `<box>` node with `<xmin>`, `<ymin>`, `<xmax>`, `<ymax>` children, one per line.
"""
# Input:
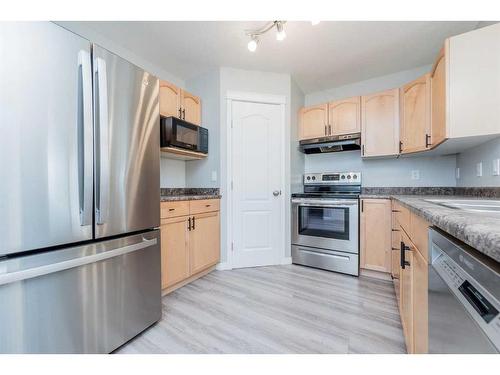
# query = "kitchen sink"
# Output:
<box><xmin>424</xmin><ymin>199</ymin><xmax>500</xmax><ymax>215</ymax></box>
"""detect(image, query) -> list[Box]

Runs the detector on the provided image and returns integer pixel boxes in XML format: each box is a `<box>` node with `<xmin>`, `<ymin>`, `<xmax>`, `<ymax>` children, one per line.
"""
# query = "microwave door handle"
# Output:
<box><xmin>77</xmin><ymin>50</ymin><xmax>93</xmax><ymax>226</ymax></box>
<box><xmin>95</xmin><ymin>57</ymin><xmax>110</xmax><ymax>225</ymax></box>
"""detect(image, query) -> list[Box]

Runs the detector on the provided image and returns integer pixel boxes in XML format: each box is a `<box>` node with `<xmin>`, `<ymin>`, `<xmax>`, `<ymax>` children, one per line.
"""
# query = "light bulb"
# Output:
<box><xmin>276</xmin><ymin>22</ymin><xmax>286</xmax><ymax>41</ymax></box>
<box><xmin>247</xmin><ymin>38</ymin><xmax>258</xmax><ymax>52</ymax></box>
<box><xmin>311</xmin><ymin>20</ymin><xmax>320</xmax><ymax>26</ymax></box>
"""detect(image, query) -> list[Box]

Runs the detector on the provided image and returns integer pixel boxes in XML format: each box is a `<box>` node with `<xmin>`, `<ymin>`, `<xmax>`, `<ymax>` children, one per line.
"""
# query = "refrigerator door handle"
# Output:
<box><xmin>95</xmin><ymin>57</ymin><xmax>110</xmax><ymax>225</ymax></box>
<box><xmin>77</xmin><ymin>50</ymin><xmax>93</xmax><ymax>226</ymax></box>
<box><xmin>0</xmin><ymin>237</ymin><xmax>157</xmax><ymax>286</ymax></box>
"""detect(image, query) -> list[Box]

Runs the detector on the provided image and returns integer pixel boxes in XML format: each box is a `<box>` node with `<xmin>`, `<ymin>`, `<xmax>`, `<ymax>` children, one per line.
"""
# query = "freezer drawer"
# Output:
<box><xmin>0</xmin><ymin>230</ymin><xmax>161</xmax><ymax>354</ymax></box>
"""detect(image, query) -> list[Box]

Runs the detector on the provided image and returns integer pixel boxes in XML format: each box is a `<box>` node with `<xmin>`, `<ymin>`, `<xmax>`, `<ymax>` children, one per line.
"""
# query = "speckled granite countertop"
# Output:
<box><xmin>360</xmin><ymin>191</ymin><xmax>500</xmax><ymax>263</ymax></box>
<box><xmin>160</xmin><ymin>187</ymin><xmax>221</xmax><ymax>202</ymax></box>
<box><xmin>161</xmin><ymin>194</ymin><xmax>221</xmax><ymax>202</ymax></box>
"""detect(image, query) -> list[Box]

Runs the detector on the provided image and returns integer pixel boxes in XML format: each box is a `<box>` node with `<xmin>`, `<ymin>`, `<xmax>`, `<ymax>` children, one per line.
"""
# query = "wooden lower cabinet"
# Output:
<box><xmin>190</xmin><ymin>211</ymin><xmax>220</xmax><ymax>274</ymax></box>
<box><xmin>160</xmin><ymin>199</ymin><xmax>220</xmax><ymax>293</ymax></box>
<box><xmin>161</xmin><ymin>216</ymin><xmax>190</xmax><ymax>290</ymax></box>
<box><xmin>393</xmin><ymin>202</ymin><xmax>430</xmax><ymax>354</ymax></box>
<box><xmin>360</xmin><ymin>199</ymin><xmax>392</xmax><ymax>273</ymax></box>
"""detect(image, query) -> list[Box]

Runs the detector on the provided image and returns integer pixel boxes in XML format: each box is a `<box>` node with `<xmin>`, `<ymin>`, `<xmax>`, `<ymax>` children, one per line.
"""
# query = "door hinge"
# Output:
<box><xmin>231</xmin><ymin>242</ymin><xmax>234</xmax><ymax>252</ymax></box>
<box><xmin>231</xmin><ymin>120</ymin><xmax>234</xmax><ymax>129</ymax></box>
<box><xmin>231</xmin><ymin>181</ymin><xmax>233</xmax><ymax>190</ymax></box>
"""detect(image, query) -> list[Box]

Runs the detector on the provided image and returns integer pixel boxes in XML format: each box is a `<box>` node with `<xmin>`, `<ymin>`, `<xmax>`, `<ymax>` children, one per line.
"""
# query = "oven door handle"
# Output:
<box><xmin>292</xmin><ymin>201</ymin><xmax>358</xmax><ymax>207</ymax></box>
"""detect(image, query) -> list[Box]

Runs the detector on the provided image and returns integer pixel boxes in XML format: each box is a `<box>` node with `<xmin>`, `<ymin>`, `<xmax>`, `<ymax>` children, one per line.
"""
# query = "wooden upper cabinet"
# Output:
<box><xmin>161</xmin><ymin>216</ymin><xmax>190</xmax><ymax>290</ymax></box>
<box><xmin>400</xmin><ymin>73</ymin><xmax>431</xmax><ymax>154</ymax></box>
<box><xmin>360</xmin><ymin>199</ymin><xmax>392</xmax><ymax>273</ymax></box>
<box><xmin>159</xmin><ymin>80</ymin><xmax>181</xmax><ymax>118</ymax></box>
<box><xmin>299</xmin><ymin>104</ymin><xmax>328</xmax><ymax>140</ymax></box>
<box><xmin>189</xmin><ymin>211</ymin><xmax>220</xmax><ymax>275</ymax></box>
<box><xmin>181</xmin><ymin>90</ymin><xmax>201</xmax><ymax>126</ymax></box>
<box><xmin>430</xmin><ymin>47</ymin><xmax>447</xmax><ymax>148</ymax></box>
<box><xmin>361</xmin><ymin>89</ymin><xmax>400</xmax><ymax>157</ymax></box>
<box><xmin>328</xmin><ymin>96</ymin><xmax>361</xmax><ymax>136</ymax></box>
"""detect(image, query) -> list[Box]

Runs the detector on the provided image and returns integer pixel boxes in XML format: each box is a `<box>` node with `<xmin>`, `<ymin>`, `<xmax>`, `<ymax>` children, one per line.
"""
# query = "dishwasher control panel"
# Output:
<box><xmin>433</xmin><ymin>252</ymin><xmax>500</xmax><ymax>349</ymax></box>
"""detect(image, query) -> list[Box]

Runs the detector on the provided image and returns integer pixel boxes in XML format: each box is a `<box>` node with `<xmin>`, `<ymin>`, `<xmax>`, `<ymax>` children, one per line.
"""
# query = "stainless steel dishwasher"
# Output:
<box><xmin>429</xmin><ymin>228</ymin><xmax>500</xmax><ymax>353</ymax></box>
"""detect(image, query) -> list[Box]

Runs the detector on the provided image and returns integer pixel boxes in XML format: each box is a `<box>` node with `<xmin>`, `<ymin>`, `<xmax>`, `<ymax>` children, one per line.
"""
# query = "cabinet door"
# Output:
<box><xmin>329</xmin><ymin>96</ymin><xmax>361</xmax><ymax>136</ymax></box>
<box><xmin>299</xmin><ymin>104</ymin><xmax>328</xmax><ymax>140</ymax></box>
<box><xmin>361</xmin><ymin>89</ymin><xmax>400</xmax><ymax>157</ymax></box>
<box><xmin>412</xmin><ymin>247</ymin><xmax>428</xmax><ymax>354</ymax></box>
<box><xmin>181</xmin><ymin>90</ymin><xmax>201</xmax><ymax>126</ymax></box>
<box><xmin>400</xmin><ymin>232</ymin><xmax>414</xmax><ymax>354</ymax></box>
<box><xmin>159</xmin><ymin>80</ymin><xmax>181</xmax><ymax>118</ymax></box>
<box><xmin>360</xmin><ymin>199</ymin><xmax>392</xmax><ymax>273</ymax></box>
<box><xmin>161</xmin><ymin>216</ymin><xmax>190</xmax><ymax>289</ymax></box>
<box><xmin>430</xmin><ymin>47</ymin><xmax>447</xmax><ymax>148</ymax></box>
<box><xmin>400</xmin><ymin>74</ymin><xmax>431</xmax><ymax>154</ymax></box>
<box><xmin>190</xmin><ymin>211</ymin><xmax>220</xmax><ymax>274</ymax></box>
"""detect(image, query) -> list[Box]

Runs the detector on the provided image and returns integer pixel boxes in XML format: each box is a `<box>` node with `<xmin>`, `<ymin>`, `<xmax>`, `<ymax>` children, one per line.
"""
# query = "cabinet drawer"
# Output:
<box><xmin>189</xmin><ymin>199</ymin><xmax>220</xmax><ymax>215</ymax></box>
<box><xmin>394</xmin><ymin>202</ymin><xmax>410</xmax><ymax>235</ymax></box>
<box><xmin>161</xmin><ymin>201</ymin><xmax>190</xmax><ymax>219</ymax></box>
<box><xmin>410</xmin><ymin>213</ymin><xmax>430</xmax><ymax>262</ymax></box>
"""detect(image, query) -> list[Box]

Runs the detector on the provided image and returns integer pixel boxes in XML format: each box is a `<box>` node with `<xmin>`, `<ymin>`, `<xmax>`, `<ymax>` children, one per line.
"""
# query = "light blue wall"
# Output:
<box><xmin>457</xmin><ymin>137</ymin><xmax>500</xmax><ymax>187</ymax></box>
<box><xmin>185</xmin><ymin>69</ymin><xmax>221</xmax><ymax>188</ymax></box>
<box><xmin>305</xmin><ymin>152</ymin><xmax>457</xmax><ymax>187</ymax></box>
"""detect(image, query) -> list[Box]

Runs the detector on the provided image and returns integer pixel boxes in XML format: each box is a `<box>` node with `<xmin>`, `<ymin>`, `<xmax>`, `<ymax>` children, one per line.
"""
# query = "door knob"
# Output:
<box><xmin>273</xmin><ymin>190</ymin><xmax>281</xmax><ymax>197</ymax></box>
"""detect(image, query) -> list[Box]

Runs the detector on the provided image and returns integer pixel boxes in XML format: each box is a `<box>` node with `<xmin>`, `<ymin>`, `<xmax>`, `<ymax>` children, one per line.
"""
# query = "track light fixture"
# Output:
<box><xmin>245</xmin><ymin>21</ymin><xmax>287</xmax><ymax>52</ymax></box>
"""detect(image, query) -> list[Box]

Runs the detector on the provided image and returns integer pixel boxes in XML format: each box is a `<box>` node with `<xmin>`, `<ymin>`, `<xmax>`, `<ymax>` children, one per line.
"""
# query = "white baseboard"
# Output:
<box><xmin>280</xmin><ymin>257</ymin><xmax>292</xmax><ymax>265</ymax></box>
<box><xmin>216</xmin><ymin>262</ymin><xmax>232</xmax><ymax>271</ymax></box>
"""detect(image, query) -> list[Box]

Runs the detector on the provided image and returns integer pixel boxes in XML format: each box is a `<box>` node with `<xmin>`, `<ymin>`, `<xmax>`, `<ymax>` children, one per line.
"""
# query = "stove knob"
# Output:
<box><xmin>347</xmin><ymin>175</ymin><xmax>351</xmax><ymax>179</ymax></box>
<box><xmin>341</xmin><ymin>175</ymin><xmax>345</xmax><ymax>179</ymax></box>
<box><xmin>312</xmin><ymin>176</ymin><xmax>316</xmax><ymax>180</ymax></box>
<box><xmin>353</xmin><ymin>174</ymin><xmax>357</xmax><ymax>179</ymax></box>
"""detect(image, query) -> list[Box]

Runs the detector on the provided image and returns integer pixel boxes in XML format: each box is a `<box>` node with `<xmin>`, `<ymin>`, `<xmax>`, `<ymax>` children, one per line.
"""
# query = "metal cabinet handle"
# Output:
<box><xmin>77</xmin><ymin>50</ymin><xmax>93</xmax><ymax>227</ymax></box>
<box><xmin>182</xmin><ymin>108</ymin><xmax>186</xmax><ymax>119</ymax></box>
<box><xmin>324</xmin><ymin>125</ymin><xmax>328</xmax><ymax>135</ymax></box>
<box><xmin>192</xmin><ymin>216</ymin><xmax>195</xmax><ymax>230</ymax></box>
<box><xmin>425</xmin><ymin>133</ymin><xmax>431</xmax><ymax>148</ymax></box>
<box><xmin>0</xmin><ymin>238</ymin><xmax>157</xmax><ymax>286</ymax></box>
<box><xmin>328</xmin><ymin>124</ymin><xmax>332</xmax><ymax>135</ymax></box>
<box><xmin>399</xmin><ymin>141</ymin><xmax>403</xmax><ymax>153</ymax></box>
<box><xmin>94</xmin><ymin>57</ymin><xmax>110</xmax><ymax>225</ymax></box>
<box><xmin>400</xmin><ymin>241</ymin><xmax>411</xmax><ymax>269</ymax></box>
<box><xmin>178</xmin><ymin>107</ymin><xmax>182</xmax><ymax>118</ymax></box>
<box><xmin>188</xmin><ymin>217</ymin><xmax>192</xmax><ymax>231</ymax></box>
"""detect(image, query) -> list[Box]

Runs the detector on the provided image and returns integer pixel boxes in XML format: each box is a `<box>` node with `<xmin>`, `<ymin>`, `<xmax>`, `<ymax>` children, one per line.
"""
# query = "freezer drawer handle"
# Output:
<box><xmin>94</xmin><ymin>57</ymin><xmax>110</xmax><ymax>225</ymax></box>
<box><xmin>0</xmin><ymin>237</ymin><xmax>157</xmax><ymax>286</ymax></box>
<box><xmin>77</xmin><ymin>50</ymin><xmax>93</xmax><ymax>226</ymax></box>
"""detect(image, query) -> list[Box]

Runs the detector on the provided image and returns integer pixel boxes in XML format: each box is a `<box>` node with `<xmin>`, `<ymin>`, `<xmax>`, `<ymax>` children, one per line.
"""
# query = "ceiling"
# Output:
<box><xmin>64</xmin><ymin>21</ymin><xmax>485</xmax><ymax>93</ymax></box>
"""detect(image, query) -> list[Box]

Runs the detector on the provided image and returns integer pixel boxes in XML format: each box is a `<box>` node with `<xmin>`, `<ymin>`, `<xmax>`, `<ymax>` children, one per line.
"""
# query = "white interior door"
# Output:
<box><xmin>231</xmin><ymin>100</ymin><xmax>284</xmax><ymax>268</ymax></box>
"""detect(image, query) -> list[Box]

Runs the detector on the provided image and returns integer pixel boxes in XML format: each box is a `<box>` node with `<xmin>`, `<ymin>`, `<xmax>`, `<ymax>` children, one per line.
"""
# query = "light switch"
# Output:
<box><xmin>476</xmin><ymin>162</ymin><xmax>483</xmax><ymax>177</ymax></box>
<box><xmin>493</xmin><ymin>159</ymin><xmax>500</xmax><ymax>176</ymax></box>
<box><xmin>411</xmin><ymin>170</ymin><xmax>420</xmax><ymax>180</ymax></box>
<box><xmin>211</xmin><ymin>170</ymin><xmax>217</xmax><ymax>182</ymax></box>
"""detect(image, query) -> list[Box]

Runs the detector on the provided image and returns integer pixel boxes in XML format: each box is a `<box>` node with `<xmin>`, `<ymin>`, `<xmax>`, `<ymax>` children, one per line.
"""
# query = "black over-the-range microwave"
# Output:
<box><xmin>160</xmin><ymin>116</ymin><xmax>209</xmax><ymax>154</ymax></box>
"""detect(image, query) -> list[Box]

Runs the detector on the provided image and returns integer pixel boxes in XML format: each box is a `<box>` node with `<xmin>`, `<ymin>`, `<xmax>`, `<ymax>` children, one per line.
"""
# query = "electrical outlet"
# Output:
<box><xmin>493</xmin><ymin>159</ymin><xmax>500</xmax><ymax>176</ymax></box>
<box><xmin>211</xmin><ymin>170</ymin><xmax>218</xmax><ymax>182</ymax></box>
<box><xmin>411</xmin><ymin>170</ymin><xmax>420</xmax><ymax>180</ymax></box>
<box><xmin>476</xmin><ymin>162</ymin><xmax>483</xmax><ymax>177</ymax></box>
<box><xmin>456</xmin><ymin>167</ymin><xmax>460</xmax><ymax>179</ymax></box>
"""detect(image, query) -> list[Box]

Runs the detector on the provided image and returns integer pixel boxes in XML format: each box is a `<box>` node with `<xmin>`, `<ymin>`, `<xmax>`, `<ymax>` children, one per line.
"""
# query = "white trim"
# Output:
<box><xmin>216</xmin><ymin>262</ymin><xmax>233</xmax><ymax>271</ymax></box>
<box><xmin>280</xmin><ymin>257</ymin><xmax>293</xmax><ymax>265</ymax></box>
<box><xmin>225</xmin><ymin>91</ymin><xmax>287</xmax><ymax>270</ymax></box>
<box><xmin>226</xmin><ymin>90</ymin><xmax>286</xmax><ymax>105</ymax></box>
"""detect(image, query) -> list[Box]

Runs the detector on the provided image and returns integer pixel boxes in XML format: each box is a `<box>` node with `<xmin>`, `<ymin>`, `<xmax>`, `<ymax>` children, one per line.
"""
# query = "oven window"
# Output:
<box><xmin>298</xmin><ymin>206</ymin><xmax>349</xmax><ymax>240</ymax></box>
<box><xmin>176</xmin><ymin>124</ymin><xmax>198</xmax><ymax>146</ymax></box>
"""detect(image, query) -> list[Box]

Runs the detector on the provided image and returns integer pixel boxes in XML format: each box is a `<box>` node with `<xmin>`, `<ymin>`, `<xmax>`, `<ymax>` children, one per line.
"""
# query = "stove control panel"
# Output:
<box><xmin>304</xmin><ymin>172</ymin><xmax>361</xmax><ymax>185</ymax></box>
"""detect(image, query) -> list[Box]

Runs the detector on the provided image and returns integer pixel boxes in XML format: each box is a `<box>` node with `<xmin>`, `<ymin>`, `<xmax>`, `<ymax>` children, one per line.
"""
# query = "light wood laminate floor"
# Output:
<box><xmin>115</xmin><ymin>265</ymin><xmax>406</xmax><ymax>354</ymax></box>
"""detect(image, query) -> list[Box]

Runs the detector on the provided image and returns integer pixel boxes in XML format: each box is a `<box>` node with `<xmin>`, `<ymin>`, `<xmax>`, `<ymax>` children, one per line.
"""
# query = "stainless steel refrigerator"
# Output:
<box><xmin>0</xmin><ymin>22</ymin><xmax>161</xmax><ymax>353</ymax></box>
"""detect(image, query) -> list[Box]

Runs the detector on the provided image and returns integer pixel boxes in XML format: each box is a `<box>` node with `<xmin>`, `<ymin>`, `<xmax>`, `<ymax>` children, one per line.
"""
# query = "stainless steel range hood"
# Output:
<box><xmin>299</xmin><ymin>133</ymin><xmax>361</xmax><ymax>154</ymax></box>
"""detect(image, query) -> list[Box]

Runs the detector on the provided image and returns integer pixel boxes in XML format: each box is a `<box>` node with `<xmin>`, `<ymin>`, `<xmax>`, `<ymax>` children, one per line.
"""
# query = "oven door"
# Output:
<box><xmin>292</xmin><ymin>199</ymin><xmax>359</xmax><ymax>254</ymax></box>
<box><xmin>172</xmin><ymin>120</ymin><xmax>200</xmax><ymax>151</ymax></box>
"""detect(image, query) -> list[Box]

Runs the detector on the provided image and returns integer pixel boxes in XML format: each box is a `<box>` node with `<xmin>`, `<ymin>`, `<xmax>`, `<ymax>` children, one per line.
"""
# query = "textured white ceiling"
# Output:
<box><xmin>61</xmin><ymin>21</ymin><xmax>484</xmax><ymax>93</ymax></box>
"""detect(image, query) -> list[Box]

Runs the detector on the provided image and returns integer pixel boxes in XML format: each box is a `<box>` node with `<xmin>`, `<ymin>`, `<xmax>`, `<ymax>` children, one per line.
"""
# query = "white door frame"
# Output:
<box><xmin>225</xmin><ymin>91</ymin><xmax>287</xmax><ymax>269</ymax></box>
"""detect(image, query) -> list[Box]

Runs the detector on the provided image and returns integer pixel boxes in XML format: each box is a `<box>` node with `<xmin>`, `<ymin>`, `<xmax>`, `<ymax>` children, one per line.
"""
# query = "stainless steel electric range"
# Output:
<box><xmin>291</xmin><ymin>172</ymin><xmax>361</xmax><ymax>276</ymax></box>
